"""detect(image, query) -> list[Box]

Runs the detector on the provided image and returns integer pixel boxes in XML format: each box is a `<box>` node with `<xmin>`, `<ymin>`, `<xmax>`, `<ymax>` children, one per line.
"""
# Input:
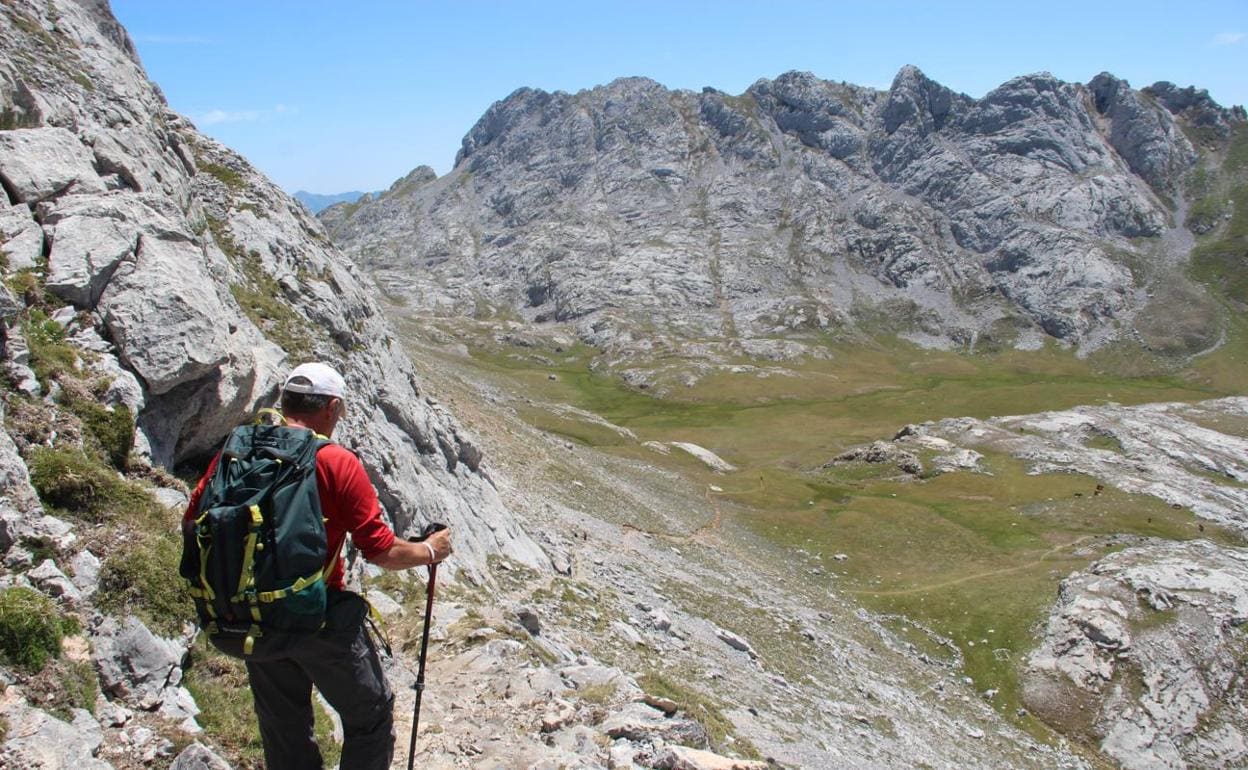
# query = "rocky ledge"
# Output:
<box><xmin>1024</xmin><ymin>540</ymin><xmax>1248</xmax><ymax>769</ymax></box>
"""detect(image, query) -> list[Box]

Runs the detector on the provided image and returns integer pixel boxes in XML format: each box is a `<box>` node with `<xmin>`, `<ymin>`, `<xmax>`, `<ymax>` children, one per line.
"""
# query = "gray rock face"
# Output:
<box><xmin>601</xmin><ymin>702</ymin><xmax>710</xmax><ymax>749</ymax></box>
<box><xmin>0</xmin><ymin>697</ymin><xmax>110</xmax><ymax>769</ymax></box>
<box><xmin>325</xmin><ymin>67</ymin><xmax>1222</xmax><ymax>357</ymax></box>
<box><xmin>170</xmin><ymin>741</ymin><xmax>232</xmax><ymax>770</ymax></box>
<box><xmin>0</xmin><ymin>0</ymin><xmax>544</xmax><ymax>580</ymax></box>
<box><xmin>91</xmin><ymin>615</ymin><xmax>190</xmax><ymax>714</ymax></box>
<box><xmin>1087</xmin><ymin>73</ymin><xmax>1195</xmax><ymax>194</ymax></box>
<box><xmin>0</xmin><ymin>202</ymin><xmax>43</xmax><ymax>270</ymax></box>
<box><xmin>0</xmin><ymin>127</ymin><xmax>107</xmax><ymax>201</ymax></box>
<box><xmin>1023</xmin><ymin>540</ymin><xmax>1248</xmax><ymax>770</ymax></box>
<box><xmin>1145</xmin><ymin>81</ymin><xmax>1248</xmax><ymax>138</ymax></box>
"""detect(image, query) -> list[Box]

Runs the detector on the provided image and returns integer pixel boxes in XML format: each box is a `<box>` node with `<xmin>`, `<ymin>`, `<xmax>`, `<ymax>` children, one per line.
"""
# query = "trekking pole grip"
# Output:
<box><xmin>408</xmin><ymin>522</ymin><xmax>448</xmax><ymax>569</ymax></box>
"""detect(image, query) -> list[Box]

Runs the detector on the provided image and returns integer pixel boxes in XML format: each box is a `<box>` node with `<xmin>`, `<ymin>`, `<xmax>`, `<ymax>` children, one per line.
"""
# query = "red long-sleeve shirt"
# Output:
<box><xmin>184</xmin><ymin>442</ymin><xmax>396</xmax><ymax>590</ymax></box>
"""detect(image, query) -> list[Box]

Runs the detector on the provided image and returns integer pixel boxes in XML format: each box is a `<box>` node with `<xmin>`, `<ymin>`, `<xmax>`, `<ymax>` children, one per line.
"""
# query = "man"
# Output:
<box><xmin>185</xmin><ymin>362</ymin><xmax>453</xmax><ymax>770</ymax></box>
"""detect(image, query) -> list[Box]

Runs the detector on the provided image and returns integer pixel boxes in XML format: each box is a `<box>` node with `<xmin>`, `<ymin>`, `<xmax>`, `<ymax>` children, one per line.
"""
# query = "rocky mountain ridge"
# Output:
<box><xmin>325</xmin><ymin>67</ymin><xmax>1242</xmax><ymax>368</ymax></box>
<box><xmin>0</xmin><ymin>0</ymin><xmax>543</xmax><ymax>579</ymax></box>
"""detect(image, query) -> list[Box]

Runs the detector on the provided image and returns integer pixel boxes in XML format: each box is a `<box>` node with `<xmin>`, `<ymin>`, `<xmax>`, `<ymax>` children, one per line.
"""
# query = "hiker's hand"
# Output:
<box><xmin>424</xmin><ymin>527</ymin><xmax>452</xmax><ymax>563</ymax></box>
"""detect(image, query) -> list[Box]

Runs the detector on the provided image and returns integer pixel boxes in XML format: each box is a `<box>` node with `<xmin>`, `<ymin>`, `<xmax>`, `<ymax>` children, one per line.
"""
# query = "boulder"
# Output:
<box><xmin>0</xmin><ymin>696</ymin><xmax>110</xmax><ymax>769</ymax></box>
<box><xmin>0</xmin><ymin>203</ymin><xmax>43</xmax><ymax>271</ymax></box>
<box><xmin>92</xmin><ymin>615</ymin><xmax>189</xmax><ymax>708</ymax></box>
<box><xmin>670</xmin><ymin>443</ymin><xmax>736</xmax><ymax>473</ymax></box>
<box><xmin>366</xmin><ymin>589</ymin><xmax>402</xmax><ymax>617</ymax></box>
<box><xmin>42</xmin><ymin>193</ymin><xmax>156</xmax><ymax>308</ymax></box>
<box><xmin>560</xmin><ymin>663</ymin><xmax>631</xmax><ymax>691</ymax></box>
<box><xmin>653</xmin><ymin>745</ymin><xmax>770</xmax><ymax>770</ymax></box>
<box><xmin>168</xmin><ymin>733</ymin><xmax>232</xmax><ymax>763</ymax></box>
<box><xmin>600</xmin><ymin>702</ymin><xmax>709</xmax><ymax>749</ymax></box>
<box><xmin>0</xmin><ymin>127</ymin><xmax>106</xmax><ymax>202</ymax></box>
<box><xmin>612</xmin><ymin>620</ymin><xmax>644</xmax><ymax>646</ymax></box>
<box><xmin>517</xmin><ymin>607</ymin><xmax>541</xmax><ymax>635</ymax></box>
<box><xmin>648</xmin><ymin>608</ymin><xmax>673</xmax><ymax>633</ymax></box>
<box><xmin>28</xmin><ymin>558</ymin><xmax>83</xmax><ymax>602</ymax></box>
<box><xmin>714</xmin><ymin>627</ymin><xmax>758</xmax><ymax>660</ymax></box>
<box><xmin>97</xmin><ymin>234</ymin><xmax>245</xmax><ymax>394</ymax></box>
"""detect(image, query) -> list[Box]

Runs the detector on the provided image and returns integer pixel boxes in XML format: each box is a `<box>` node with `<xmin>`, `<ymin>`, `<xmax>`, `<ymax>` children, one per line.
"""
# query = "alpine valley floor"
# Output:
<box><xmin>369</xmin><ymin>305</ymin><xmax>1248</xmax><ymax>768</ymax></box>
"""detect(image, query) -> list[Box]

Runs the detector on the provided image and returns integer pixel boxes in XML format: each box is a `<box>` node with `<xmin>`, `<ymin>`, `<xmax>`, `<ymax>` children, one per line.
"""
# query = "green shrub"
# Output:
<box><xmin>22</xmin><ymin>309</ymin><xmax>80</xmax><ymax>385</ymax></box>
<box><xmin>0</xmin><ymin>587</ymin><xmax>65</xmax><ymax>671</ymax></box>
<box><xmin>97</xmin><ymin>531</ymin><xmax>192</xmax><ymax>637</ymax></box>
<box><xmin>1190</xmin><ymin>185</ymin><xmax>1248</xmax><ymax>301</ymax></box>
<box><xmin>20</xmin><ymin>536</ymin><xmax>57</xmax><ymax>564</ymax></box>
<box><xmin>66</xmin><ymin>396</ymin><xmax>134</xmax><ymax>469</ymax></box>
<box><xmin>5</xmin><ymin>269</ymin><xmax>39</xmax><ymax>301</ymax></box>
<box><xmin>0</xmin><ymin>107</ymin><xmax>40</xmax><ymax>131</ymax></box>
<box><xmin>62</xmin><ymin>658</ymin><xmax>99</xmax><ymax>716</ymax></box>
<box><xmin>184</xmin><ymin>636</ymin><xmax>264</xmax><ymax>765</ymax></box>
<box><xmin>27</xmin><ymin>447</ymin><xmax>152</xmax><ymax>522</ymax></box>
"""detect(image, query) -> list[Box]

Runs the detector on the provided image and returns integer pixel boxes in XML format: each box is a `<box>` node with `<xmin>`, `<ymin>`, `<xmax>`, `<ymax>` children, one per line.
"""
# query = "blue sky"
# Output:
<box><xmin>111</xmin><ymin>1</ymin><xmax>1248</xmax><ymax>194</ymax></box>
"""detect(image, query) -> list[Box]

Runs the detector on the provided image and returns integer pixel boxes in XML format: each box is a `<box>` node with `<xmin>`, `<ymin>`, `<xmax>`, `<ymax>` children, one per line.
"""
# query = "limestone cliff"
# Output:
<box><xmin>326</xmin><ymin>68</ymin><xmax>1241</xmax><ymax>359</ymax></box>
<box><xmin>0</xmin><ymin>0</ymin><xmax>545</xmax><ymax>580</ymax></box>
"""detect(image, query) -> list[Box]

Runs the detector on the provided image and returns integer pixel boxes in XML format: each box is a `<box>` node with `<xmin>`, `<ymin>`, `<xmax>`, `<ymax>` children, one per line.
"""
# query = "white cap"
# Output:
<box><xmin>281</xmin><ymin>362</ymin><xmax>346</xmax><ymax>399</ymax></box>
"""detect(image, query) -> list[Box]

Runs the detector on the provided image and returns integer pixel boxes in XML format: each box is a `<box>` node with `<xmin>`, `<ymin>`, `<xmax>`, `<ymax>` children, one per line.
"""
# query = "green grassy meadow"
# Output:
<box><xmin>403</xmin><ymin>312</ymin><xmax>1246</xmax><ymax>735</ymax></box>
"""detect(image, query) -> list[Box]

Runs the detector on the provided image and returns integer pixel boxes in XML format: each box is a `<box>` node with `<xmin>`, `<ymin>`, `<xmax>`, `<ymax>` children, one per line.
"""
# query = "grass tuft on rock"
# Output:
<box><xmin>0</xmin><ymin>587</ymin><xmax>66</xmax><ymax>672</ymax></box>
<box><xmin>198</xmin><ymin>161</ymin><xmax>246</xmax><ymax>191</ymax></box>
<box><xmin>27</xmin><ymin>446</ymin><xmax>154</xmax><ymax>522</ymax></box>
<box><xmin>22</xmin><ymin>309</ymin><xmax>80</xmax><ymax>385</ymax></box>
<box><xmin>26</xmin><ymin>657</ymin><xmax>99</xmax><ymax>720</ymax></box>
<box><xmin>65</xmin><ymin>395</ymin><xmax>134</xmax><ymax>470</ymax></box>
<box><xmin>636</xmin><ymin>672</ymin><xmax>762</xmax><ymax>760</ymax></box>
<box><xmin>206</xmin><ymin>215</ymin><xmax>316</xmax><ymax>359</ymax></box>
<box><xmin>97</xmin><ymin>529</ymin><xmax>192</xmax><ymax>637</ymax></box>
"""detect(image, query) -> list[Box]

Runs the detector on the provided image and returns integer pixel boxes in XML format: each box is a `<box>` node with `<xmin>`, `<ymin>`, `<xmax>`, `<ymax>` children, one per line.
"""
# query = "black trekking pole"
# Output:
<box><xmin>407</xmin><ymin>522</ymin><xmax>446</xmax><ymax>770</ymax></box>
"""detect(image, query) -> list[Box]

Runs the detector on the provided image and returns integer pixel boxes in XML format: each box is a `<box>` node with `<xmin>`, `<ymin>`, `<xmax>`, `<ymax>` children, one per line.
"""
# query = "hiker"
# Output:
<box><xmin>183</xmin><ymin>362</ymin><xmax>453</xmax><ymax>770</ymax></box>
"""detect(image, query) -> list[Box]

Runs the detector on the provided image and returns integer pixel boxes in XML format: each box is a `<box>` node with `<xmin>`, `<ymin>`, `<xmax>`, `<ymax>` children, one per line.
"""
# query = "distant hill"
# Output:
<box><xmin>291</xmin><ymin>189</ymin><xmax>374</xmax><ymax>213</ymax></box>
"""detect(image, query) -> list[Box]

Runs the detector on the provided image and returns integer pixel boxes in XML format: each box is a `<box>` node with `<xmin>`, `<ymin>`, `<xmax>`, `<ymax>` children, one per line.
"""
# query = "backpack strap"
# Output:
<box><xmin>254</xmin><ymin>408</ymin><xmax>287</xmax><ymax>425</ymax></box>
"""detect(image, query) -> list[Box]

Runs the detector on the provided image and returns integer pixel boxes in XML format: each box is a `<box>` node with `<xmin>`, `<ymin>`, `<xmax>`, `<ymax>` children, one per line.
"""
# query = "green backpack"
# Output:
<box><xmin>179</xmin><ymin>419</ymin><xmax>334</xmax><ymax>656</ymax></box>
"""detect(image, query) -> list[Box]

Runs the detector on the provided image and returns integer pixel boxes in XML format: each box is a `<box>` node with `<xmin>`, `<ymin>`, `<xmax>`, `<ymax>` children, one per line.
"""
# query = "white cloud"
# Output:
<box><xmin>1211</xmin><ymin>32</ymin><xmax>1245</xmax><ymax>47</ymax></box>
<box><xmin>197</xmin><ymin>109</ymin><xmax>261</xmax><ymax>125</ymax></box>
<box><xmin>194</xmin><ymin>105</ymin><xmax>296</xmax><ymax>126</ymax></box>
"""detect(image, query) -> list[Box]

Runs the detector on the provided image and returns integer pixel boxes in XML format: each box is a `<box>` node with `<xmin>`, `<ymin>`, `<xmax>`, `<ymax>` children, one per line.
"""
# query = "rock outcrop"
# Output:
<box><xmin>1023</xmin><ymin>540</ymin><xmax>1248</xmax><ymax>769</ymax></box>
<box><xmin>843</xmin><ymin>397</ymin><xmax>1248</xmax><ymax>768</ymax></box>
<box><xmin>916</xmin><ymin>397</ymin><xmax>1248</xmax><ymax>534</ymax></box>
<box><xmin>325</xmin><ymin>67</ymin><xmax>1239</xmax><ymax>359</ymax></box>
<box><xmin>0</xmin><ymin>0</ymin><xmax>544</xmax><ymax>579</ymax></box>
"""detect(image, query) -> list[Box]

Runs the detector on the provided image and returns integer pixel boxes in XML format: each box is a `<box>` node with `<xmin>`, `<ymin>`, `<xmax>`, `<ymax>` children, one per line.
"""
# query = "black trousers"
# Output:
<box><xmin>236</xmin><ymin>593</ymin><xmax>394</xmax><ymax>770</ymax></box>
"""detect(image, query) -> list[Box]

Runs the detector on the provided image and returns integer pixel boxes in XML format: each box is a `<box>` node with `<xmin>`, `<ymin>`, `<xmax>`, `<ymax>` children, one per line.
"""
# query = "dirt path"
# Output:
<box><xmin>846</xmin><ymin>534</ymin><xmax>1099</xmax><ymax>597</ymax></box>
<box><xmin>620</xmin><ymin>480</ymin><xmax>763</xmax><ymax>545</ymax></box>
